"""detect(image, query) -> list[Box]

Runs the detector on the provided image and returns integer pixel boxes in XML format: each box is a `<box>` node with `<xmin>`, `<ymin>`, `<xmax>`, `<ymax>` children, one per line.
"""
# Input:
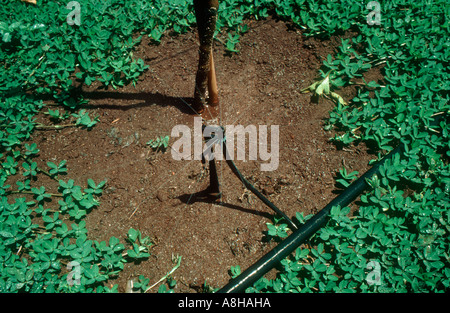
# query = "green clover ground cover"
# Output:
<box><xmin>0</xmin><ymin>0</ymin><xmax>180</xmax><ymax>293</ymax></box>
<box><xmin>253</xmin><ymin>0</ymin><xmax>450</xmax><ymax>292</ymax></box>
<box><xmin>1</xmin><ymin>0</ymin><xmax>449</xmax><ymax>293</ymax></box>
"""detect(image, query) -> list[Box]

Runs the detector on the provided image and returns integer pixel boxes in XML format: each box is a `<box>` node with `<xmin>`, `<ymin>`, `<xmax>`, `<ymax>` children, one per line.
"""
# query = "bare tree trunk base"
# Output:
<box><xmin>193</xmin><ymin>0</ymin><xmax>219</xmax><ymax>114</ymax></box>
<box><xmin>207</xmin><ymin>48</ymin><xmax>219</xmax><ymax>107</ymax></box>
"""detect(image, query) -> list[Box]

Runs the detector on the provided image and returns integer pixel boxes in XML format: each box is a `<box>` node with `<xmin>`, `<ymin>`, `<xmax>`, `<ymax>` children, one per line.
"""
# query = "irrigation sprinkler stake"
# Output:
<box><xmin>200</xmin><ymin>123</ymin><xmax>298</xmax><ymax>230</ymax></box>
<box><xmin>202</xmin><ymin>124</ymin><xmax>222</xmax><ymax>199</ymax></box>
<box><xmin>204</xmin><ymin>157</ymin><xmax>221</xmax><ymax>199</ymax></box>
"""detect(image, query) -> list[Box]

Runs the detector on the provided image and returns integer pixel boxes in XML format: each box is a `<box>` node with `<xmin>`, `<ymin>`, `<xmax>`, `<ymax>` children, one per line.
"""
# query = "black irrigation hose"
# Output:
<box><xmin>218</xmin><ymin>143</ymin><xmax>404</xmax><ymax>293</ymax></box>
<box><xmin>203</xmin><ymin>125</ymin><xmax>299</xmax><ymax>231</ymax></box>
<box><xmin>222</xmin><ymin>144</ymin><xmax>299</xmax><ymax>231</ymax></box>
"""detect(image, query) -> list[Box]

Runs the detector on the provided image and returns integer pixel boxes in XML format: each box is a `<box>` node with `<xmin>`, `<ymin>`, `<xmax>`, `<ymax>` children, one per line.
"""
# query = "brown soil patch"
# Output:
<box><xmin>32</xmin><ymin>18</ymin><xmax>375</xmax><ymax>292</ymax></box>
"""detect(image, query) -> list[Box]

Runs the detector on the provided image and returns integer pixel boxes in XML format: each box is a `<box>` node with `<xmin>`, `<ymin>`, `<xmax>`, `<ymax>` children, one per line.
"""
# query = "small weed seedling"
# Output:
<box><xmin>147</xmin><ymin>135</ymin><xmax>170</xmax><ymax>153</ymax></box>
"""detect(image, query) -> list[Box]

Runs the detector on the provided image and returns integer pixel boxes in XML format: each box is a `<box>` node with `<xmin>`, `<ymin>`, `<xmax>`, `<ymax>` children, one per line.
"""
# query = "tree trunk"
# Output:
<box><xmin>193</xmin><ymin>0</ymin><xmax>219</xmax><ymax>113</ymax></box>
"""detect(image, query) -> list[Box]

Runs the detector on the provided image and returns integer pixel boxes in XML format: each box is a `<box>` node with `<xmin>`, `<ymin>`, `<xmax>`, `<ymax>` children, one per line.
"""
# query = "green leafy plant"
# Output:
<box><xmin>47</xmin><ymin>160</ymin><xmax>68</xmax><ymax>177</ymax></box>
<box><xmin>125</xmin><ymin>228</ymin><xmax>152</xmax><ymax>260</ymax></box>
<box><xmin>2</xmin><ymin>0</ymin><xmax>449</xmax><ymax>294</ymax></box>
<box><xmin>84</xmin><ymin>179</ymin><xmax>107</xmax><ymax>196</ymax></box>
<box><xmin>130</xmin><ymin>254</ymin><xmax>181</xmax><ymax>293</ymax></box>
<box><xmin>241</xmin><ymin>0</ymin><xmax>450</xmax><ymax>294</ymax></box>
<box><xmin>266</xmin><ymin>216</ymin><xmax>289</xmax><ymax>240</ymax></box>
<box><xmin>335</xmin><ymin>167</ymin><xmax>359</xmax><ymax>188</ymax></box>
<box><xmin>230</xmin><ymin>265</ymin><xmax>241</xmax><ymax>279</ymax></box>
<box><xmin>0</xmin><ymin>176</ymin><xmax>155</xmax><ymax>293</ymax></box>
<box><xmin>72</xmin><ymin>110</ymin><xmax>99</xmax><ymax>130</ymax></box>
<box><xmin>300</xmin><ymin>73</ymin><xmax>347</xmax><ymax>106</ymax></box>
<box><xmin>147</xmin><ymin>135</ymin><xmax>170</xmax><ymax>153</ymax></box>
<box><xmin>44</xmin><ymin>109</ymin><xmax>69</xmax><ymax>122</ymax></box>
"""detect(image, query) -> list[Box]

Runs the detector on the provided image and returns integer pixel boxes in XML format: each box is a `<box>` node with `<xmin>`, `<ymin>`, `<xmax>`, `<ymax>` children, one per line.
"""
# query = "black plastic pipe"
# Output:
<box><xmin>218</xmin><ymin>143</ymin><xmax>404</xmax><ymax>293</ymax></box>
<box><xmin>203</xmin><ymin>124</ymin><xmax>299</xmax><ymax>231</ymax></box>
<box><xmin>223</xmin><ymin>150</ymin><xmax>299</xmax><ymax>231</ymax></box>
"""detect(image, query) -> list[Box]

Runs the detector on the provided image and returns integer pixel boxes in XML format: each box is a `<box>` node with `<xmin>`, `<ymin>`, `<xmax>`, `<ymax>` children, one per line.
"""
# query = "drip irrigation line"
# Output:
<box><xmin>218</xmin><ymin>143</ymin><xmax>404</xmax><ymax>293</ymax></box>
<box><xmin>222</xmin><ymin>144</ymin><xmax>299</xmax><ymax>231</ymax></box>
<box><xmin>202</xmin><ymin>125</ymin><xmax>298</xmax><ymax>231</ymax></box>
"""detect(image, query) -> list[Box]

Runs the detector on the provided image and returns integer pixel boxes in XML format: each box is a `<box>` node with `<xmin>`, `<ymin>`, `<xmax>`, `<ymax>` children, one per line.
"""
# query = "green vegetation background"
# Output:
<box><xmin>1</xmin><ymin>0</ymin><xmax>449</xmax><ymax>292</ymax></box>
